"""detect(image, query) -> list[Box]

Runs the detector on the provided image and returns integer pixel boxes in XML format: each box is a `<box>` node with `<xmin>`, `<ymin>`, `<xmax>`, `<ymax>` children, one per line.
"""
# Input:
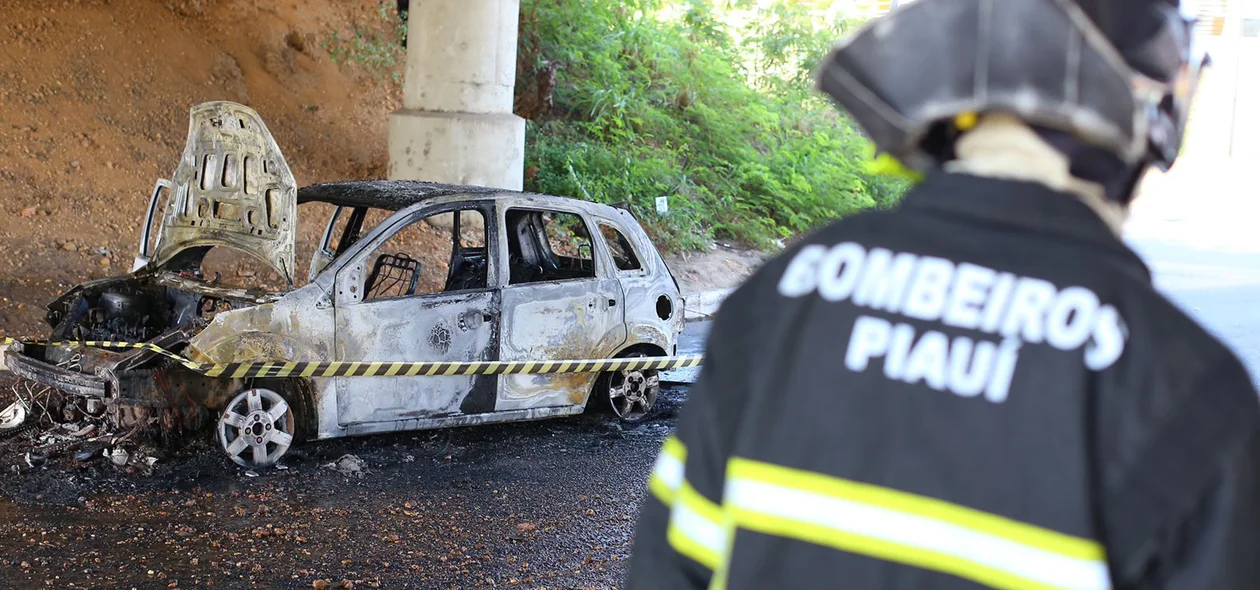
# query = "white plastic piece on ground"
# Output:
<box><xmin>0</xmin><ymin>400</ymin><xmax>27</xmax><ymax>430</ymax></box>
<box><xmin>683</xmin><ymin>288</ymin><xmax>734</xmax><ymax>322</ymax></box>
<box><xmin>109</xmin><ymin>447</ymin><xmax>130</xmax><ymax>467</ymax></box>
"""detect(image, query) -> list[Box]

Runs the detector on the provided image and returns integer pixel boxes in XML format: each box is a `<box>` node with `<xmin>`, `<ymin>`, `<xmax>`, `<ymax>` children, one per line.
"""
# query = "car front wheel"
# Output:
<box><xmin>216</xmin><ymin>387</ymin><xmax>295</xmax><ymax>468</ymax></box>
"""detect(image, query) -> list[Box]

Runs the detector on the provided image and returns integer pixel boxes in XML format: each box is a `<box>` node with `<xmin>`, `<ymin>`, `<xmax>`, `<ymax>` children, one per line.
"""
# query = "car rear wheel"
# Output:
<box><xmin>600</xmin><ymin>351</ymin><xmax>661</xmax><ymax>423</ymax></box>
<box><xmin>216</xmin><ymin>388</ymin><xmax>295</xmax><ymax>468</ymax></box>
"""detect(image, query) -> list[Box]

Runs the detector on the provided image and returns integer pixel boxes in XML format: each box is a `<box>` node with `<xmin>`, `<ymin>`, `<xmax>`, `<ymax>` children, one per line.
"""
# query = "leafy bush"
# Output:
<box><xmin>516</xmin><ymin>0</ymin><xmax>909</xmax><ymax>251</ymax></box>
<box><xmin>323</xmin><ymin>0</ymin><xmax>408</xmax><ymax>82</ymax></box>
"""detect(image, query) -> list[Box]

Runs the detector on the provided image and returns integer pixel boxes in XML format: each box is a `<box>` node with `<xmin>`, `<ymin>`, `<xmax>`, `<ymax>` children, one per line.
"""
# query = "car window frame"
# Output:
<box><xmin>594</xmin><ymin>218</ymin><xmax>647</xmax><ymax>277</ymax></box>
<box><xmin>316</xmin><ymin>205</ymin><xmax>345</xmax><ymax>259</ymax></box>
<box><xmin>499</xmin><ymin>205</ymin><xmax>605</xmax><ymax>286</ymax></box>
<box><xmin>333</xmin><ymin>200</ymin><xmax>497</xmax><ymax>306</ymax></box>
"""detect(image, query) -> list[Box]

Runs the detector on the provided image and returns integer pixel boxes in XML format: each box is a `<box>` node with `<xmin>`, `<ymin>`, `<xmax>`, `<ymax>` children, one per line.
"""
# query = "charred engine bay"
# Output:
<box><xmin>5</xmin><ymin>267</ymin><xmax>277</xmax><ymax>448</ymax></box>
<box><xmin>0</xmin><ymin>373</ymin><xmax>688</xmax><ymax>589</ymax></box>
<box><xmin>46</xmin><ymin>266</ymin><xmax>274</xmax><ymax>346</ymax></box>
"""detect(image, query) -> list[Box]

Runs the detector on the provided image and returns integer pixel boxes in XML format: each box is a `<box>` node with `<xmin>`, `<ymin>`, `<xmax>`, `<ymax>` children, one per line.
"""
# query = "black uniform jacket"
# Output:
<box><xmin>627</xmin><ymin>170</ymin><xmax>1260</xmax><ymax>590</ymax></box>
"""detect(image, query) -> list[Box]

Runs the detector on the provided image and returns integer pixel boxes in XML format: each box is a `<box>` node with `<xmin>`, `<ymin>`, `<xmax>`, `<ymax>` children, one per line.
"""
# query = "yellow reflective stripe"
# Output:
<box><xmin>706</xmin><ymin>513</ymin><xmax>737</xmax><ymax>590</ymax></box>
<box><xmin>725</xmin><ymin>459</ymin><xmax>1110</xmax><ymax>590</ymax></box>
<box><xmin>648</xmin><ymin>436</ymin><xmax>686</xmax><ymax>505</ymax></box>
<box><xmin>662</xmin><ymin>435</ymin><xmax>684</xmax><ymax>458</ymax></box>
<box><xmin>728</xmin><ymin>505</ymin><xmax>1069</xmax><ymax>590</ymax></box>
<box><xmin>647</xmin><ymin>436</ymin><xmax>727</xmax><ymax>572</ymax></box>
<box><xmin>667</xmin><ymin>479</ymin><xmax>726</xmax><ymax>571</ymax></box>
<box><xmin>727</xmin><ymin>459</ymin><xmax>1102</xmax><ymax>561</ymax></box>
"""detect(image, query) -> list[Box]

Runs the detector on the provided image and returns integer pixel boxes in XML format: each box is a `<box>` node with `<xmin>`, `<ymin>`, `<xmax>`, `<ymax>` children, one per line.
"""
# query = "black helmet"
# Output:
<box><xmin>815</xmin><ymin>0</ymin><xmax>1207</xmax><ymax>176</ymax></box>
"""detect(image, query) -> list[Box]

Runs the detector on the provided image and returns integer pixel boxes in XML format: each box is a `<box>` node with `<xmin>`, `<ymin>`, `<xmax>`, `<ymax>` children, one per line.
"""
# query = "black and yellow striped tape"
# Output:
<box><xmin>0</xmin><ymin>337</ymin><xmax>702</xmax><ymax>379</ymax></box>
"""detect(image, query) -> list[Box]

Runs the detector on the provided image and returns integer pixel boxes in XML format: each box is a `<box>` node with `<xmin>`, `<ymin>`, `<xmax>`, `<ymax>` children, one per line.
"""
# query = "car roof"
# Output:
<box><xmin>297</xmin><ymin>180</ymin><xmax>499</xmax><ymax>209</ymax></box>
<box><xmin>296</xmin><ymin>180</ymin><xmax>633</xmax><ymax>220</ymax></box>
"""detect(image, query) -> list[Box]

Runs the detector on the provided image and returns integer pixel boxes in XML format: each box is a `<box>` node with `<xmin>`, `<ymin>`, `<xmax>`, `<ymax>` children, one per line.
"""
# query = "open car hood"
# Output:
<box><xmin>141</xmin><ymin>102</ymin><xmax>298</xmax><ymax>286</ymax></box>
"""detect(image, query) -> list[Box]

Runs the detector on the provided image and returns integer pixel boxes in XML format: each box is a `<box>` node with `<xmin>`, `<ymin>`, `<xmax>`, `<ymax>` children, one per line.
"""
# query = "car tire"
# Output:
<box><xmin>248</xmin><ymin>378</ymin><xmax>317</xmax><ymax>442</ymax></box>
<box><xmin>594</xmin><ymin>350</ymin><xmax>662</xmax><ymax>424</ymax></box>
<box><xmin>215</xmin><ymin>378</ymin><xmax>316</xmax><ymax>469</ymax></box>
<box><xmin>216</xmin><ymin>387</ymin><xmax>296</xmax><ymax>469</ymax></box>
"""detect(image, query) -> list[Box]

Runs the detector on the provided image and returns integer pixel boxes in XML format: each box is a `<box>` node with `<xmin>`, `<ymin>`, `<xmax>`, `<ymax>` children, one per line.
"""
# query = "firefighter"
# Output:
<box><xmin>627</xmin><ymin>0</ymin><xmax>1260</xmax><ymax>588</ymax></box>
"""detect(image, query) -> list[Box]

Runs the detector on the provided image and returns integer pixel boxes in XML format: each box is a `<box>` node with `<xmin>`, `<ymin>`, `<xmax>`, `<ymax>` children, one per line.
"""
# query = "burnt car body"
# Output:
<box><xmin>4</xmin><ymin>102</ymin><xmax>684</xmax><ymax>467</ymax></box>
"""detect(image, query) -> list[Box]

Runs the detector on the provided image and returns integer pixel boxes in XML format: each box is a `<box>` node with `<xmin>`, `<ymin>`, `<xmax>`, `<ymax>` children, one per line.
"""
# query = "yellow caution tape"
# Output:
<box><xmin>0</xmin><ymin>337</ymin><xmax>702</xmax><ymax>379</ymax></box>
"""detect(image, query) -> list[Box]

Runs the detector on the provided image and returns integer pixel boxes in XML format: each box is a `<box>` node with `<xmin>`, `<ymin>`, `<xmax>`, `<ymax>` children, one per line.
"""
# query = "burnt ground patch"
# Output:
<box><xmin>0</xmin><ymin>379</ymin><xmax>687</xmax><ymax>589</ymax></box>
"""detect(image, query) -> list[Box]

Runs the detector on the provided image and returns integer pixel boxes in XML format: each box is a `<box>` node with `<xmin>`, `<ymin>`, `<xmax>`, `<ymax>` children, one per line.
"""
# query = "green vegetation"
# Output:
<box><xmin>328</xmin><ymin>0</ymin><xmax>909</xmax><ymax>252</ymax></box>
<box><xmin>517</xmin><ymin>0</ymin><xmax>909</xmax><ymax>251</ymax></box>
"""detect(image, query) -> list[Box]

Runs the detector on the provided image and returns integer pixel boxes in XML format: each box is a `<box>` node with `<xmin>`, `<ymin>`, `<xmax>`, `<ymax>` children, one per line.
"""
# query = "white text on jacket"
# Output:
<box><xmin>777</xmin><ymin>243</ymin><xmax>1128</xmax><ymax>402</ymax></box>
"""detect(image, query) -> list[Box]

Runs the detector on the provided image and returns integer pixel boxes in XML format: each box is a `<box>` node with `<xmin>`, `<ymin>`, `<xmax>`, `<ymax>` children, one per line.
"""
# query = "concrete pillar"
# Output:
<box><xmin>389</xmin><ymin>0</ymin><xmax>526</xmax><ymax>191</ymax></box>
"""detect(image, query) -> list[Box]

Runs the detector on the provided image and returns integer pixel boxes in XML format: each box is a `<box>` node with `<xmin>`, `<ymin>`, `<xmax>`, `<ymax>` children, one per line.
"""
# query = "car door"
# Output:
<box><xmin>496</xmin><ymin>206</ymin><xmax>627</xmax><ymax>411</ymax></box>
<box><xmin>593</xmin><ymin>215</ymin><xmax>683</xmax><ymax>349</ymax></box>
<box><xmin>332</xmin><ymin>203</ymin><xmax>500</xmax><ymax>426</ymax></box>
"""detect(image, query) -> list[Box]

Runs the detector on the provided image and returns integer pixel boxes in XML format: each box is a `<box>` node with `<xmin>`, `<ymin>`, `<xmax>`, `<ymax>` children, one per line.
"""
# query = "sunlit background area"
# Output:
<box><xmin>1125</xmin><ymin>0</ymin><xmax>1260</xmax><ymax>378</ymax></box>
<box><xmin>1129</xmin><ymin>0</ymin><xmax>1260</xmax><ymax>241</ymax></box>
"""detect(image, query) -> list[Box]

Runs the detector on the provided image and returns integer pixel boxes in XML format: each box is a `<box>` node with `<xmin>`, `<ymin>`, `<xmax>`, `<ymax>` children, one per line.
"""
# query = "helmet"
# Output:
<box><xmin>815</xmin><ymin>0</ymin><xmax>1207</xmax><ymax>176</ymax></box>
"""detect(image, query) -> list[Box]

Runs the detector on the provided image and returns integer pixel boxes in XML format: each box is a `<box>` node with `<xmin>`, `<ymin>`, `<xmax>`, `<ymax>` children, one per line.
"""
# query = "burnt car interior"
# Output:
<box><xmin>344</xmin><ymin>207</ymin><xmax>491</xmax><ymax>301</ymax></box>
<box><xmin>330</xmin><ymin>204</ymin><xmax>598</xmax><ymax>291</ymax></box>
<box><xmin>445</xmin><ymin>211</ymin><xmax>490</xmax><ymax>292</ymax></box>
<box><xmin>598</xmin><ymin>222</ymin><xmax>643</xmax><ymax>272</ymax></box>
<box><xmin>363</xmin><ymin>253</ymin><xmax>422</xmax><ymax>300</ymax></box>
<box><xmin>506</xmin><ymin>209</ymin><xmax>595</xmax><ymax>285</ymax></box>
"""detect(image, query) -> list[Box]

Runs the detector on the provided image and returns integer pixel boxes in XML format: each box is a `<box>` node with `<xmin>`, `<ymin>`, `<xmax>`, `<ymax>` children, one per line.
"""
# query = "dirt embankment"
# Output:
<box><xmin>0</xmin><ymin>0</ymin><xmax>403</xmax><ymax>337</ymax></box>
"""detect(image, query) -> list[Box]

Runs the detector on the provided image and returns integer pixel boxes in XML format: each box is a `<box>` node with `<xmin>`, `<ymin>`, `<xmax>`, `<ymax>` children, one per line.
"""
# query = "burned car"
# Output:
<box><xmin>3</xmin><ymin>101</ymin><xmax>685</xmax><ymax>468</ymax></box>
